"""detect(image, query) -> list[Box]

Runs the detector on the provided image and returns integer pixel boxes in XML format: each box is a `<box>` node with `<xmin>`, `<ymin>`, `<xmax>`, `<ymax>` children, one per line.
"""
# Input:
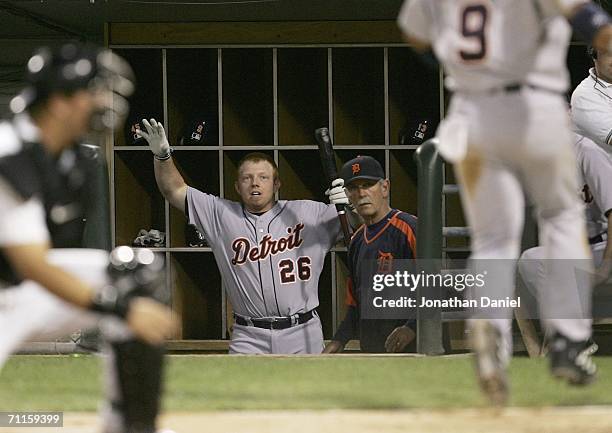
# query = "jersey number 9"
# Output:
<box><xmin>460</xmin><ymin>4</ymin><xmax>488</xmax><ymax>61</ymax></box>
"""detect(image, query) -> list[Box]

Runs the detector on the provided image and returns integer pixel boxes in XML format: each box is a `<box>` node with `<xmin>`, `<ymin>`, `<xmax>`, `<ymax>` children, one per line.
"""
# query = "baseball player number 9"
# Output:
<box><xmin>461</xmin><ymin>4</ymin><xmax>488</xmax><ymax>61</ymax></box>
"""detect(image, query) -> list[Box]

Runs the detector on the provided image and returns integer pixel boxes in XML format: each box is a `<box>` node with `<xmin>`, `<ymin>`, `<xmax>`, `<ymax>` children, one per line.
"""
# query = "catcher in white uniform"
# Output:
<box><xmin>398</xmin><ymin>0</ymin><xmax>612</xmax><ymax>405</ymax></box>
<box><xmin>0</xmin><ymin>43</ymin><xmax>177</xmax><ymax>433</ymax></box>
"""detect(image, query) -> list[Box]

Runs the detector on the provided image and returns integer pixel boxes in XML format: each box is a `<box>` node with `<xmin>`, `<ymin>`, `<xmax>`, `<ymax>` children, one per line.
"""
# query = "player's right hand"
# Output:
<box><xmin>322</xmin><ymin>340</ymin><xmax>344</xmax><ymax>353</ymax></box>
<box><xmin>126</xmin><ymin>297</ymin><xmax>178</xmax><ymax>345</ymax></box>
<box><xmin>385</xmin><ymin>326</ymin><xmax>415</xmax><ymax>353</ymax></box>
<box><xmin>137</xmin><ymin>118</ymin><xmax>170</xmax><ymax>158</ymax></box>
<box><xmin>325</xmin><ymin>178</ymin><xmax>349</xmax><ymax>206</ymax></box>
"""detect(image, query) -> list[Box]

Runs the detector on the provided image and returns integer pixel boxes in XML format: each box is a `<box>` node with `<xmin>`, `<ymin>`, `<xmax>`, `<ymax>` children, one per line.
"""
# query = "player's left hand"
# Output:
<box><xmin>385</xmin><ymin>326</ymin><xmax>415</xmax><ymax>353</ymax></box>
<box><xmin>137</xmin><ymin>118</ymin><xmax>170</xmax><ymax>158</ymax></box>
<box><xmin>325</xmin><ymin>178</ymin><xmax>349</xmax><ymax>206</ymax></box>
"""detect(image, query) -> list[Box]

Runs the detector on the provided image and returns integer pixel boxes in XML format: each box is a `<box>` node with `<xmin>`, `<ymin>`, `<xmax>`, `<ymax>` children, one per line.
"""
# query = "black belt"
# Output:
<box><xmin>501</xmin><ymin>83</ymin><xmax>559</xmax><ymax>95</ymax></box>
<box><xmin>589</xmin><ymin>232</ymin><xmax>607</xmax><ymax>245</ymax></box>
<box><xmin>234</xmin><ymin>309</ymin><xmax>316</xmax><ymax>330</ymax></box>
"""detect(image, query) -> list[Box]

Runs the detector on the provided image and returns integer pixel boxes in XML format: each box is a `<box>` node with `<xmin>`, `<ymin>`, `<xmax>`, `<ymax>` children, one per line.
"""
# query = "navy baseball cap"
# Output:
<box><xmin>340</xmin><ymin>155</ymin><xmax>385</xmax><ymax>185</ymax></box>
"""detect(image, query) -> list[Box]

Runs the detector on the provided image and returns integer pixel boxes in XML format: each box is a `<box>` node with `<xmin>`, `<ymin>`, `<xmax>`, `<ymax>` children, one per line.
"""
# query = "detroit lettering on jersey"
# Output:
<box><xmin>231</xmin><ymin>223</ymin><xmax>304</xmax><ymax>265</ymax></box>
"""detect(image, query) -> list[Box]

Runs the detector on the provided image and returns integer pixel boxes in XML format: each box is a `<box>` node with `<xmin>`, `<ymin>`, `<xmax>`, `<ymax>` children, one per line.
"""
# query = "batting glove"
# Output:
<box><xmin>325</xmin><ymin>178</ymin><xmax>349</xmax><ymax>206</ymax></box>
<box><xmin>137</xmin><ymin>118</ymin><xmax>171</xmax><ymax>160</ymax></box>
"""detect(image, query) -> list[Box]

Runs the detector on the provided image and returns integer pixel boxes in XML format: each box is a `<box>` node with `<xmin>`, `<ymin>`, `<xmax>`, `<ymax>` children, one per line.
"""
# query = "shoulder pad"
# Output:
<box><xmin>0</xmin><ymin>143</ymin><xmax>43</xmax><ymax>200</ymax></box>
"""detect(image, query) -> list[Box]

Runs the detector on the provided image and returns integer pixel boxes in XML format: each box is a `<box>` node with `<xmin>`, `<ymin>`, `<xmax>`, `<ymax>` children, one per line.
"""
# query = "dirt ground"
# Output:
<box><xmin>1</xmin><ymin>407</ymin><xmax>612</xmax><ymax>433</ymax></box>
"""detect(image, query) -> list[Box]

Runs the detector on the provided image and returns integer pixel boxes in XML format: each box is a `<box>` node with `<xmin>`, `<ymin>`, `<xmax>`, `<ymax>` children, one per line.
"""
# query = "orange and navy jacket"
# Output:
<box><xmin>332</xmin><ymin>209</ymin><xmax>417</xmax><ymax>353</ymax></box>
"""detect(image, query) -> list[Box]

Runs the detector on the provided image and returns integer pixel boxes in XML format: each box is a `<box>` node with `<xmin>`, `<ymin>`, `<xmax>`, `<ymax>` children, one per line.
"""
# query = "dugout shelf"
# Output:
<box><xmin>278</xmin><ymin>150</ymin><xmax>328</xmax><ymax>201</ymax></box>
<box><xmin>332</xmin><ymin>48</ymin><xmax>385</xmax><ymax>146</ymax></box>
<box><xmin>113</xmin><ymin>150</ymin><xmax>165</xmax><ymax>246</ymax></box>
<box><xmin>108</xmin><ymin>26</ymin><xmax>445</xmax><ymax>343</ymax></box>
<box><xmin>277</xmin><ymin>48</ymin><xmax>329</xmax><ymax>147</ymax></box>
<box><xmin>389</xmin><ymin>149</ymin><xmax>418</xmax><ymax>215</ymax></box>
<box><xmin>166</xmin><ymin>48</ymin><xmax>219</xmax><ymax>147</ymax></box>
<box><xmin>112</xmin><ymin>48</ymin><xmax>164</xmax><ymax>147</ymax></box>
<box><xmin>388</xmin><ymin>47</ymin><xmax>440</xmax><ymax>146</ymax></box>
<box><xmin>222</xmin><ymin>48</ymin><xmax>274</xmax><ymax>147</ymax></box>
<box><xmin>171</xmin><ymin>252</ymin><xmax>223</xmax><ymax>339</ymax></box>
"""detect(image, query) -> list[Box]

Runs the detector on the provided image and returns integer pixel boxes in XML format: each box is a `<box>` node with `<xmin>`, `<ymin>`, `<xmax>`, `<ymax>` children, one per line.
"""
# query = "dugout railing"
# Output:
<box><xmin>414</xmin><ymin>138</ymin><xmax>445</xmax><ymax>355</ymax></box>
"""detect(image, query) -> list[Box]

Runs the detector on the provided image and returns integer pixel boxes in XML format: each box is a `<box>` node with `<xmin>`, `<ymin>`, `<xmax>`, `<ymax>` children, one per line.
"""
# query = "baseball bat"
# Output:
<box><xmin>315</xmin><ymin>127</ymin><xmax>352</xmax><ymax>247</ymax></box>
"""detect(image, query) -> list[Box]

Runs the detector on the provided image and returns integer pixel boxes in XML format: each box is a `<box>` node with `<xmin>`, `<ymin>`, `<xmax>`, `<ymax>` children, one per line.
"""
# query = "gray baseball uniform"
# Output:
<box><xmin>398</xmin><ymin>0</ymin><xmax>593</xmax><ymax>351</ymax></box>
<box><xmin>520</xmin><ymin>134</ymin><xmax>612</xmax><ymax>281</ymax></box>
<box><xmin>576</xmin><ymin>134</ymin><xmax>612</xmax><ymax>257</ymax></box>
<box><xmin>186</xmin><ymin>187</ymin><xmax>341</xmax><ymax>354</ymax></box>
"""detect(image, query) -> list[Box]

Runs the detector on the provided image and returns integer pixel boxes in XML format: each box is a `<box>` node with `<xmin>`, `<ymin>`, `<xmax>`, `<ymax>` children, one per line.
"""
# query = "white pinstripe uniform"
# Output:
<box><xmin>572</xmin><ymin>68</ymin><xmax>612</xmax><ymax>150</ymax></box>
<box><xmin>398</xmin><ymin>0</ymin><xmax>594</xmax><ymax>359</ymax></box>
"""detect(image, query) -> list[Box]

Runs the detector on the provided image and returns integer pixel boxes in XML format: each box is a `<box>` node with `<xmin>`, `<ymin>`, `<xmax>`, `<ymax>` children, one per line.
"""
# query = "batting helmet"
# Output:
<box><xmin>399</xmin><ymin>118</ymin><xmax>432</xmax><ymax>145</ymax></box>
<box><xmin>180</xmin><ymin>116</ymin><xmax>213</xmax><ymax>146</ymax></box>
<box><xmin>185</xmin><ymin>223</ymin><xmax>208</xmax><ymax>247</ymax></box>
<box><xmin>125</xmin><ymin>116</ymin><xmax>147</xmax><ymax>145</ymax></box>
<box><xmin>10</xmin><ymin>42</ymin><xmax>135</xmax><ymax>132</ymax></box>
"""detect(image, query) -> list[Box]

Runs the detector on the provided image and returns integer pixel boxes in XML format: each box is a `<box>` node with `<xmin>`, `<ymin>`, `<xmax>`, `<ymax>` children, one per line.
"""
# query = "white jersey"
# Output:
<box><xmin>186</xmin><ymin>187</ymin><xmax>340</xmax><ymax>318</ymax></box>
<box><xmin>571</xmin><ymin>68</ymin><xmax>612</xmax><ymax>148</ymax></box>
<box><xmin>574</xmin><ymin>134</ymin><xmax>612</xmax><ymax>239</ymax></box>
<box><xmin>0</xmin><ymin>116</ymin><xmax>49</xmax><ymax>250</ymax></box>
<box><xmin>397</xmin><ymin>0</ymin><xmax>578</xmax><ymax>93</ymax></box>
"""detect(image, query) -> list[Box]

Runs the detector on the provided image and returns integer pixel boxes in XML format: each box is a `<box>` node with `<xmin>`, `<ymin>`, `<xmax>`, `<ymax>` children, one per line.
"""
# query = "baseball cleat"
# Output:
<box><xmin>583</xmin><ymin>338</ymin><xmax>599</xmax><ymax>357</ymax></box>
<box><xmin>549</xmin><ymin>333</ymin><xmax>597</xmax><ymax>386</ymax></box>
<box><xmin>470</xmin><ymin>320</ymin><xmax>509</xmax><ymax>406</ymax></box>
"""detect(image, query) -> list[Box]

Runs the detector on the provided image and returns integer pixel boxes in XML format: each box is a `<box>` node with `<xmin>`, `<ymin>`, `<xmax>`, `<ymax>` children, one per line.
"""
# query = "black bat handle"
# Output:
<box><xmin>315</xmin><ymin>127</ymin><xmax>352</xmax><ymax>247</ymax></box>
<box><xmin>315</xmin><ymin>127</ymin><xmax>338</xmax><ymax>183</ymax></box>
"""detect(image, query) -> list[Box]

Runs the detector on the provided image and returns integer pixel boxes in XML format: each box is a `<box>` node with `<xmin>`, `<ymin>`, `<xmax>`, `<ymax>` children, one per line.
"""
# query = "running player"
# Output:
<box><xmin>398</xmin><ymin>0</ymin><xmax>612</xmax><ymax>404</ymax></box>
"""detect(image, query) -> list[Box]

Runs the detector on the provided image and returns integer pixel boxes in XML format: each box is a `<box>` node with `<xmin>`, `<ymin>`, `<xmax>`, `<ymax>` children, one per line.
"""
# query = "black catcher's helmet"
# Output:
<box><xmin>10</xmin><ymin>42</ymin><xmax>135</xmax><ymax>132</ymax></box>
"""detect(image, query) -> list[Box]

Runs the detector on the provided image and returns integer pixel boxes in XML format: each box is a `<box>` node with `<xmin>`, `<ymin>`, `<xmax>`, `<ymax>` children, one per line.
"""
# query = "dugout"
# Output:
<box><xmin>0</xmin><ymin>1</ymin><xmax>601</xmax><ymax>354</ymax></box>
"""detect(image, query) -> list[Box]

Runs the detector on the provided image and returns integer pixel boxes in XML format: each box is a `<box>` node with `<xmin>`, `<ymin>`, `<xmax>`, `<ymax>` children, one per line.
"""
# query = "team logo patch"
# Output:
<box><xmin>352</xmin><ymin>163</ymin><xmax>361</xmax><ymax>175</ymax></box>
<box><xmin>377</xmin><ymin>250</ymin><xmax>394</xmax><ymax>273</ymax></box>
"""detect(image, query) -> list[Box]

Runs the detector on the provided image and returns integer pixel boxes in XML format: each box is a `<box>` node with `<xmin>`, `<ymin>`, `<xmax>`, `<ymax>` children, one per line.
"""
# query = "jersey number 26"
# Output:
<box><xmin>279</xmin><ymin>257</ymin><xmax>312</xmax><ymax>283</ymax></box>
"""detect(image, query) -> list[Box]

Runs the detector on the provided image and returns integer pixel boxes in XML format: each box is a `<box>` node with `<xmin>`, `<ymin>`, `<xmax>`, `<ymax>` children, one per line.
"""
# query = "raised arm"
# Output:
<box><xmin>397</xmin><ymin>0</ymin><xmax>432</xmax><ymax>53</ymax></box>
<box><xmin>138</xmin><ymin>118</ymin><xmax>188</xmax><ymax>212</ymax></box>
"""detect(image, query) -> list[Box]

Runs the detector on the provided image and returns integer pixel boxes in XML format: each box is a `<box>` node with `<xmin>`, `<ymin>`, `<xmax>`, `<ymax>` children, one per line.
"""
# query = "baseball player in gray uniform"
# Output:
<box><xmin>398</xmin><ymin>0</ymin><xmax>612</xmax><ymax>404</ymax></box>
<box><xmin>571</xmin><ymin>45</ymin><xmax>612</xmax><ymax>149</ymax></box>
<box><xmin>520</xmin><ymin>133</ymin><xmax>612</xmax><ymax>306</ymax></box>
<box><xmin>138</xmin><ymin>119</ymin><xmax>346</xmax><ymax>354</ymax></box>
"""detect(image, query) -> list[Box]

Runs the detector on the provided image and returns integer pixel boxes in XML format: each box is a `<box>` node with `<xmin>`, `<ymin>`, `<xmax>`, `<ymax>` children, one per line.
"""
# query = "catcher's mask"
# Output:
<box><xmin>10</xmin><ymin>42</ymin><xmax>135</xmax><ymax>133</ymax></box>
